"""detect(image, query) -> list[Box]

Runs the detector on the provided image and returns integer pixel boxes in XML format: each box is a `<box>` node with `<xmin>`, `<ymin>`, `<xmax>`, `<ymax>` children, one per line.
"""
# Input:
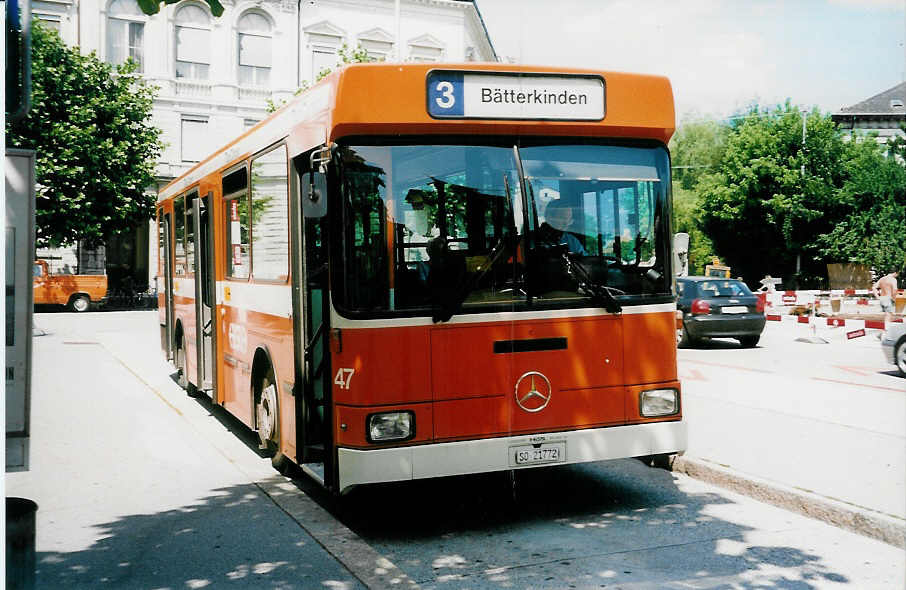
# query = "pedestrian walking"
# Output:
<box><xmin>872</xmin><ymin>270</ymin><xmax>900</xmax><ymax>324</ymax></box>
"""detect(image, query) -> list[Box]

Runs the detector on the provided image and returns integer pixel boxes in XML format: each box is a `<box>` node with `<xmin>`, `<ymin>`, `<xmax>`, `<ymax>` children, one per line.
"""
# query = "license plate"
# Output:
<box><xmin>721</xmin><ymin>306</ymin><xmax>747</xmax><ymax>314</ymax></box>
<box><xmin>510</xmin><ymin>442</ymin><xmax>566</xmax><ymax>466</ymax></box>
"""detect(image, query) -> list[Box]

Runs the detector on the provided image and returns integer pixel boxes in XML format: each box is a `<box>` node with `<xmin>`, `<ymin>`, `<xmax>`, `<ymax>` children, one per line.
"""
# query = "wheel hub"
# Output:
<box><xmin>257</xmin><ymin>382</ymin><xmax>278</xmax><ymax>444</ymax></box>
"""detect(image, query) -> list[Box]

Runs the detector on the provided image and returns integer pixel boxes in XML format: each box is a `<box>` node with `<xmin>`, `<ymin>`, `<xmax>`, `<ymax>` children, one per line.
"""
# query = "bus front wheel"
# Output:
<box><xmin>256</xmin><ymin>371</ymin><xmax>287</xmax><ymax>471</ymax></box>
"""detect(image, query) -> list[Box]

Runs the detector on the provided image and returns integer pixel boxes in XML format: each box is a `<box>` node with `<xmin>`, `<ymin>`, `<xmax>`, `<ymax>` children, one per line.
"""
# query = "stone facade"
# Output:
<box><xmin>29</xmin><ymin>0</ymin><xmax>497</xmax><ymax>290</ymax></box>
<box><xmin>833</xmin><ymin>81</ymin><xmax>906</xmax><ymax>144</ymax></box>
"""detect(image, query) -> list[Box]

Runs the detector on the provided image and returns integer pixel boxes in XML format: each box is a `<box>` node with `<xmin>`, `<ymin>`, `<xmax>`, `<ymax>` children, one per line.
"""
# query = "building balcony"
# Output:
<box><xmin>174</xmin><ymin>79</ymin><xmax>213</xmax><ymax>98</ymax></box>
<box><xmin>238</xmin><ymin>86</ymin><xmax>272</xmax><ymax>103</ymax></box>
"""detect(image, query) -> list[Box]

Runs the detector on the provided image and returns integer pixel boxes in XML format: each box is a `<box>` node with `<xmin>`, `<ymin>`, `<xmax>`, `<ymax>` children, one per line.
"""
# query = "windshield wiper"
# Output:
<box><xmin>432</xmin><ymin>235</ymin><xmax>514</xmax><ymax>323</ymax></box>
<box><xmin>556</xmin><ymin>246</ymin><xmax>623</xmax><ymax>314</ymax></box>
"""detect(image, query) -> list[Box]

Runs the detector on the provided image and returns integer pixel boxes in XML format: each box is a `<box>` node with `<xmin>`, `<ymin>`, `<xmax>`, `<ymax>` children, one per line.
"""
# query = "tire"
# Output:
<box><xmin>175</xmin><ymin>337</ymin><xmax>188</xmax><ymax>389</ymax></box>
<box><xmin>677</xmin><ymin>321</ymin><xmax>698</xmax><ymax>348</ymax></box>
<box><xmin>256</xmin><ymin>370</ymin><xmax>286</xmax><ymax>471</ymax></box>
<box><xmin>175</xmin><ymin>335</ymin><xmax>197</xmax><ymax>396</ymax></box>
<box><xmin>69</xmin><ymin>294</ymin><xmax>90</xmax><ymax>312</ymax></box>
<box><xmin>639</xmin><ymin>454</ymin><xmax>672</xmax><ymax>469</ymax></box>
<box><xmin>738</xmin><ymin>335</ymin><xmax>760</xmax><ymax>348</ymax></box>
<box><xmin>896</xmin><ymin>339</ymin><xmax>906</xmax><ymax>377</ymax></box>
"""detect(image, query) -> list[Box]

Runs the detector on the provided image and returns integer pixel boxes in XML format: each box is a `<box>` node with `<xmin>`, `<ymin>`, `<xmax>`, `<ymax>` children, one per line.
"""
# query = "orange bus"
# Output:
<box><xmin>156</xmin><ymin>63</ymin><xmax>686</xmax><ymax>493</ymax></box>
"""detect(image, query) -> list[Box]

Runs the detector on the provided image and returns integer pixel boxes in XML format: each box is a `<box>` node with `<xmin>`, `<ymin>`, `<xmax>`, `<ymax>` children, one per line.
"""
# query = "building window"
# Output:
<box><xmin>181</xmin><ymin>115</ymin><xmax>209</xmax><ymax>163</ymax></box>
<box><xmin>306</xmin><ymin>27</ymin><xmax>344</xmax><ymax>83</ymax></box>
<box><xmin>107</xmin><ymin>0</ymin><xmax>144</xmax><ymax>71</ymax></box>
<box><xmin>409</xmin><ymin>45</ymin><xmax>442</xmax><ymax>62</ymax></box>
<box><xmin>311</xmin><ymin>48</ymin><xmax>337</xmax><ymax>81</ymax></box>
<box><xmin>357</xmin><ymin>28</ymin><xmax>393</xmax><ymax>62</ymax></box>
<box><xmin>237</xmin><ymin>12</ymin><xmax>272</xmax><ymax>87</ymax></box>
<box><xmin>34</xmin><ymin>14</ymin><xmax>62</xmax><ymax>33</ymax></box>
<box><xmin>175</xmin><ymin>4</ymin><xmax>210</xmax><ymax>80</ymax></box>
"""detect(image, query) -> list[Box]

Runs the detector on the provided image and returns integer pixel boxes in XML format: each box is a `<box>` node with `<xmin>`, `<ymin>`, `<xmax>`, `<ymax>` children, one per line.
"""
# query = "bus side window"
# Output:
<box><xmin>223</xmin><ymin>167</ymin><xmax>250</xmax><ymax>279</ymax></box>
<box><xmin>250</xmin><ymin>145</ymin><xmax>289</xmax><ymax>282</ymax></box>
<box><xmin>174</xmin><ymin>196</ymin><xmax>186</xmax><ymax>275</ymax></box>
<box><xmin>186</xmin><ymin>192</ymin><xmax>196</xmax><ymax>275</ymax></box>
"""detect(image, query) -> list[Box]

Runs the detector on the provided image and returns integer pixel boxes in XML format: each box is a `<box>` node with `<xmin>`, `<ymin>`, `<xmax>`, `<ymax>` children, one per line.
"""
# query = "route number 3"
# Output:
<box><xmin>434</xmin><ymin>81</ymin><xmax>455</xmax><ymax>109</ymax></box>
<box><xmin>334</xmin><ymin>368</ymin><xmax>355</xmax><ymax>389</ymax></box>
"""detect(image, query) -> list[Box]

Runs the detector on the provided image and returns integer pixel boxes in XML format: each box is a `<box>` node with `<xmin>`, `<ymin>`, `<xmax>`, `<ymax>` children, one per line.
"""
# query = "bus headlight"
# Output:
<box><xmin>640</xmin><ymin>389</ymin><xmax>679</xmax><ymax>417</ymax></box>
<box><xmin>366</xmin><ymin>411</ymin><xmax>415</xmax><ymax>443</ymax></box>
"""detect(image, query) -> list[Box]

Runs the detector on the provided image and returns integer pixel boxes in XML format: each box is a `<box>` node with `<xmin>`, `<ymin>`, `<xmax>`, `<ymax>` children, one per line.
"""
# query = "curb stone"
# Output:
<box><xmin>670</xmin><ymin>455</ymin><xmax>905</xmax><ymax>549</ymax></box>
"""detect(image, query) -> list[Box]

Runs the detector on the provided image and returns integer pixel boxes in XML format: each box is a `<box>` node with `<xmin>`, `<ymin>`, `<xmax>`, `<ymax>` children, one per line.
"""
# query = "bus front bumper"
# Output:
<box><xmin>337</xmin><ymin>420</ymin><xmax>687</xmax><ymax>493</ymax></box>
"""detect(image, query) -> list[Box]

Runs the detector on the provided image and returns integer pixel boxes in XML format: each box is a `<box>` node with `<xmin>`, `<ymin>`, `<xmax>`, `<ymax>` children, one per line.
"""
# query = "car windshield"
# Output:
<box><xmin>696</xmin><ymin>280</ymin><xmax>753</xmax><ymax>298</ymax></box>
<box><xmin>335</xmin><ymin>139</ymin><xmax>672</xmax><ymax>318</ymax></box>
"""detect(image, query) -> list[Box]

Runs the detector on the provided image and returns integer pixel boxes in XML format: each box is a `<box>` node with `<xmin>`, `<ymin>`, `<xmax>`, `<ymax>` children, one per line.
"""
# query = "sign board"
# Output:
<box><xmin>846</xmin><ymin>328</ymin><xmax>865</xmax><ymax>340</ymax></box>
<box><xmin>427</xmin><ymin>71</ymin><xmax>605</xmax><ymax>121</ymax></box>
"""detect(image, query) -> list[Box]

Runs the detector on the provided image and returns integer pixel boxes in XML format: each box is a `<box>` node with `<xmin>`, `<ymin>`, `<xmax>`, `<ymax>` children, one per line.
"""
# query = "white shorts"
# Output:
<box><xmin>879</xmin><ymin>295</ymin><xmax>893</xmax><ymax>313</ymax></box>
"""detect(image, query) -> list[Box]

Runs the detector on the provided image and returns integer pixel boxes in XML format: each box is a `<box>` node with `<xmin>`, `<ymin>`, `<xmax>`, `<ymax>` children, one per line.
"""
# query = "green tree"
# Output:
<box><xmin>137</xmin><ymin>0</ymin><xmax>223</xmax><ymax>17</ymax></box>
<box><xmin>672</xmin><ymin>187</ymin><xmax>715</xmax><ymax>275</ymax></box>
<box><xmin>697</xmin><ymin>102</ymin><xmax>848</xmax><ymax>286</ymax></box>
<box><xmin>670</xmin><ymin>118</ymin><xmax>728</xmax><ymax>190</ymax></box>
<box><xmin>6</xmin><ymin>25</ymin><xmax>163</xmax><ymax>248</ymax></box>
<box><xmin>669</xmin><ymin>118</ymin><xmax>728</xmax><ymax>274</ymax></box>
<box><xmin>815</xmin><ymin>136</ymin><xmax>906</xmax><ymax>274</ymax></box>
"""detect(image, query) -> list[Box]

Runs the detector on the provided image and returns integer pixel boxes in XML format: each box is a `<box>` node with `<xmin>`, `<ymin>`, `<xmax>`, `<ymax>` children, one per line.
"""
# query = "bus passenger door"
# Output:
<box><xmin>163</xmin><ymin>212</ymin><xmax>175</xmax><ymax>361</ymax></box>
<box><xmin>293</xmin><ymin>156</ymin><xmax>331</xmax><ymax>483</ymax></box>
<box><xmin>192</xmin><ymin>194</ymin><xmax>216</xmax><ymax>393</ymax></box>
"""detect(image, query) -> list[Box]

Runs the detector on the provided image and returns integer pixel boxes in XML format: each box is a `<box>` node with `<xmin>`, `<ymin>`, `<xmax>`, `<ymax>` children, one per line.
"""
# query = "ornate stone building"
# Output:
<box><xmin>29</xmin><ymin>0</ymin><xmax>497</xmax><ymax>290</ymax></box>
<box><xmin>832</xmin><ymin>81</ymin><xmax>906</xmax><ymax>145</ymax></box>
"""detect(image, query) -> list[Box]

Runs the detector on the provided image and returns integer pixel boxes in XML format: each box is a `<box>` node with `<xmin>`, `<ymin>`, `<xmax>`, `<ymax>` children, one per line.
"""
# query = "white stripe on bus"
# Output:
<box><xmin>217</xmin><ymin>281</ymin><xmax>292</xmax><ymax>318</ymax></box>
<box><xmin>330</xmin><ymin>302</ymin><xmax>677</xmax><ymax>329</ymax></box>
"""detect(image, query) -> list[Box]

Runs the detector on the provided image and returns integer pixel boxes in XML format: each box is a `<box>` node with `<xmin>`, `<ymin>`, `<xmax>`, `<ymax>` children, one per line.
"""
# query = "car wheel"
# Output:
<box><xmin>896</xmin><ymin>338</ymin><xmax>906</xmax><ymax>377</ymax></box>
<box><xmin>739</xmin><ymin>335</ymin><xmax>760</xmax><ymax>348</ymax></box>
<box><xmin>678</xmin><ymin>322</ymin><xmax>697</xmax><ymax>348</ymax></box>
<box><xmin>69</xmin><ymin>295</ymin><xmax>90</xmax><ymax>312</ymax></box>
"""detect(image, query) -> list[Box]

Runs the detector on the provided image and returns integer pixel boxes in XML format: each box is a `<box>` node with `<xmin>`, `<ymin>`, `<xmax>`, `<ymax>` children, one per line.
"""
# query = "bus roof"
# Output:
<box><xmin>159</xmin><ymin>63</ymin><xmax>675</xmax><ymax>201</ymax></box>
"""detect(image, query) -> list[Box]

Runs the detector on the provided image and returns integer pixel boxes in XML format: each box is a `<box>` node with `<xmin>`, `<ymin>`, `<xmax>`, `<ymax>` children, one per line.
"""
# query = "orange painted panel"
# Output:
<box><xmin>430</xmin><ymin>316</ymin><xmax>624</xmax><ymax>400</ymax></box>
<box><xmin>433</xmin><ymin>396</ymin><xmax>508</xmax><ymax>440</ymax></box>
<box><xmin>621</xmin><ymin>312</ymin><xmax>678</xmax><ymax>384</ymax></box>
<box><xmin>331</xmin><ymin>326</ymin><xmax>432</xmax><ymax>406</ymax></box>
<box><xmin>507</xmin><ymin>385</ymin><xmax>627</xmax><ymax>435</ymax></box>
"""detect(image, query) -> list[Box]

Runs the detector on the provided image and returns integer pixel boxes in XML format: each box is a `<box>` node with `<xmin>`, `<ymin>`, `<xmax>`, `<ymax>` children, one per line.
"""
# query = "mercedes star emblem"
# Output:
<box><xmin>514</xmin><ymin>371</ymin><xmax>552</xmax><ymax>413</ymax></box>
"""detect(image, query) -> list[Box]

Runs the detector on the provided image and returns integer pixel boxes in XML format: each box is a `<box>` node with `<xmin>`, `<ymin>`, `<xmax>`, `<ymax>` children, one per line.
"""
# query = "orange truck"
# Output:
<box><xmin>33</xmin><ymin>259</ymin><xmax>107</xmax><ymax>312</ymax></box>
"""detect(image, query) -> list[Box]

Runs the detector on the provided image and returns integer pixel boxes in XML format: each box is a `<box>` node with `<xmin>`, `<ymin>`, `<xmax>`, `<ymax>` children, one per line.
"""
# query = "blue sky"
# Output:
<box><xmin>476</xmin><ymin>0</ymin><xmax>905</xmax><ymax>121</ymax></box>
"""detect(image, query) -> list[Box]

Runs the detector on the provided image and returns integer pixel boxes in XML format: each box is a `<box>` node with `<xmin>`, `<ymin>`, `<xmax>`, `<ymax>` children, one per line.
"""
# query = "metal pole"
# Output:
<box><xmin>395</xmin><ymin>0</ymin><xmax>401</xmax><ymax>62</ymax></box>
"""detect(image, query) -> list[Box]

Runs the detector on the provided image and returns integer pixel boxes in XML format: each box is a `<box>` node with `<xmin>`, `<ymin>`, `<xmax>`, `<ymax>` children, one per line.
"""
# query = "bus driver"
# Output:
<box><xmin>539</xmin><ymin>200</ymin><xmax>587</xmax><ymax>255</ymax></box>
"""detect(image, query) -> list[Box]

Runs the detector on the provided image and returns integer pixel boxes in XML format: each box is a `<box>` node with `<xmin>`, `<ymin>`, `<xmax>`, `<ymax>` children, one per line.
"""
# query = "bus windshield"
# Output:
<box><xmin>335</xmin><ymin>139</ymin><xmax>672</xmax><ymax>319</ymax></box>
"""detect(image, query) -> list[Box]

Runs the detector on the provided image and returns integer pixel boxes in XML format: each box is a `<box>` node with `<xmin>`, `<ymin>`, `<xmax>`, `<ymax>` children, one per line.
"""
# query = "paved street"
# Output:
<box><xmin>678</xmin><ymin>321</ymin><xmax>905</xmax><ymax>522</ymax></box>
<box><xmin>6</xmin><ymin>311</ymin><xmax>905</xmax><ymax>589</ymax></box>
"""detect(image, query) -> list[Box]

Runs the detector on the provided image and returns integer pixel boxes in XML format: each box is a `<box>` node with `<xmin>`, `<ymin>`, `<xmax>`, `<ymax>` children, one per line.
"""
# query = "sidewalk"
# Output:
<box><xmin>6</xmin><ymin>312</ymin><xmax>370</xmax><ymax>589</ymax></box>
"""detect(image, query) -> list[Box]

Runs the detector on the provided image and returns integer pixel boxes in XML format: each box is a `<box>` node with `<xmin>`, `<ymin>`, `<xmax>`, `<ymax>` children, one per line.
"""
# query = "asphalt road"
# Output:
<box><xmin>6</xmin><ymin>311</ymin><xmax>905</xmax><ymax>589</ymax></box>
<box><xmin>678</xmin><ymin>320</ymin><xmax>905</xmax><ymax>521</ymax></box>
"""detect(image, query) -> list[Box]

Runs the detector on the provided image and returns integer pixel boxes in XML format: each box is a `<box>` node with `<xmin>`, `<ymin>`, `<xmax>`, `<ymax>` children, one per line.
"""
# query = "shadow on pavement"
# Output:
<box><xmin>32</xmin><ymin>483</ymin><xmax>363</xmax><ymax>590</ymax></box>
<box><xmin>327</xmin><ymin>460</ymin><xmax>851</xmax><ymax>588</ymax></box>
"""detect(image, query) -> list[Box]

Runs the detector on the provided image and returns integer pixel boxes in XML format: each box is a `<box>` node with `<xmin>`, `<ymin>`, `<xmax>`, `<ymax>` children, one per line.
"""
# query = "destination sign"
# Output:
<box><xmin>427</xmin><ymin>71</ymin><xmax>605</xmax><ymax>121</ymax></box>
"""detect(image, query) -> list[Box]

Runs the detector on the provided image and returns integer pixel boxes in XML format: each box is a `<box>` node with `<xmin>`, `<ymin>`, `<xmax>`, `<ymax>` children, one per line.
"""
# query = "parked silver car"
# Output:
<box><xmin>881</xmin><ymin>323</ymin><xmax>906</xmax><ymax>377</ymax></box>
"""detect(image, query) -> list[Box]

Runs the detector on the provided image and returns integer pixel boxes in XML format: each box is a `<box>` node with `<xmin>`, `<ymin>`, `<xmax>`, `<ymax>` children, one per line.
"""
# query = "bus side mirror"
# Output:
<box><xmin>302</xmin><ymin>169</ymin><xmax>328</xmax><ymax>219</ymax></box>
